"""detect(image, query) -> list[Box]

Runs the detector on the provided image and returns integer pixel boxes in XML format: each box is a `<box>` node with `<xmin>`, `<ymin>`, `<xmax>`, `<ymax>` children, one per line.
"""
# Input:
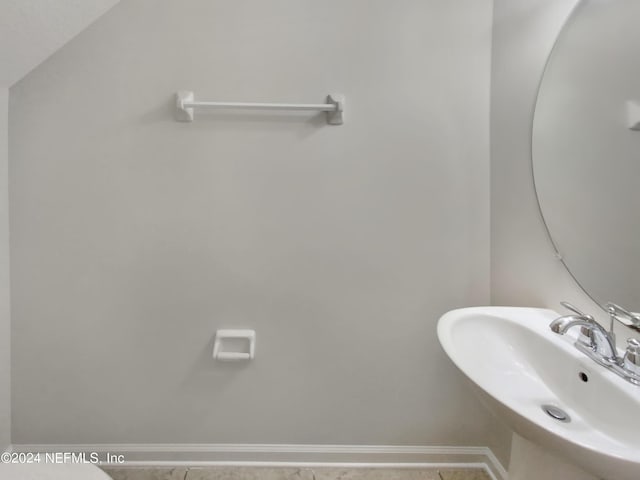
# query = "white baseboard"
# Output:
<box><xmin>9</xmin><ymin>444</ymin><xmax>508</xmax><ymax>480</ymax></box>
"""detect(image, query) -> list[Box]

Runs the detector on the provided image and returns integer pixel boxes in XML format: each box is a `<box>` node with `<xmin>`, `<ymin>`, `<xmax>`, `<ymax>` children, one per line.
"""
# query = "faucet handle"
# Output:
<box><xmin>623</xmin><ymin>338</ymin><xmax>640</xmax><ymax>374</ymax></box>
<box><xmin>560</xmin><ymin>301</ymin><xmax>594</xmax><ymax>320</ymax></box>
<box><xmin>606</xmin><ymin>302</ymin><xmax>640</xmax><ymax>325</ymax></box>
<box><xmin>626</xmin><ymin>338</ymin><xmax>640</xmax><ymax>353</ymax></box>
<box><xmin>577</xmin><ymin>325</ymin><xmax>595</xmax><ymax>349</ymax></box>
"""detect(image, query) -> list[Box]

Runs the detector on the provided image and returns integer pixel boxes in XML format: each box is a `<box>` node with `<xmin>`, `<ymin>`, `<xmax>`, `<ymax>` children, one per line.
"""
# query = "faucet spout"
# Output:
<box><xmin>549</xmin><ymin>315</ymin><xmax>589</xmax><ymax>334</ymax></box>
<box><xmin>550</xmin><ymin>314</ymin><xmax>619</xmax><ymax>363</ymax></box>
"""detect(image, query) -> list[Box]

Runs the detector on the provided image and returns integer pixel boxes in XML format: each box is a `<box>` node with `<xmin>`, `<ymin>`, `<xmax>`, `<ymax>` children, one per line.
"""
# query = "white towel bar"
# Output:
<box><xmin>175</xmin><ymin>91</ymin><xmax>344</xmax><ymax>125</ymax></box>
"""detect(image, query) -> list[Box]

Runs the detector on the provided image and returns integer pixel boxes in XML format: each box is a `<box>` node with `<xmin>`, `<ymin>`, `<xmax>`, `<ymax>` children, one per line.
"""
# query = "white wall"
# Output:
<box><xmin>10</xmin><ymin>0</ymin><xmax>509</xmax><ymax>460</ymax></box>
<box><xmin>0</xmin><ymin>88</ymin><xmax>9</xmax><ymax>451</ymax></box>
<box><xmin>0</xmin><ymin>0</ymin><xmax>121</xmax><ymax>87</ymax></box>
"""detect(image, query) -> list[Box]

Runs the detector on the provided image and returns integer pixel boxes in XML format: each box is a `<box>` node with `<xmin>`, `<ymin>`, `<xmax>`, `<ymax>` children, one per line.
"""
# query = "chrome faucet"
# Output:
<box><xmin>550</xmin><ymin>302</ymin><xmax>619</xmax><ymax>364</ymax></box>
<box><xmin>549</xmin><ymin>301</ymin><xmax>594</xmax><ymax>340</ymax></box>
<box><xmin>550</xmin><ymin>302</ymin><xmax>640</xmax><ymax>385</ymax></box>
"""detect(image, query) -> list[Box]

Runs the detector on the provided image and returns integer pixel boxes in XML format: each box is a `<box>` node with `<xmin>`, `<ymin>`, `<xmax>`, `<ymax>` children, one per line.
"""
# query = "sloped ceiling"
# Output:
<box><xmin>0</xmin><ymin>0</ymin><xmax>121</xmax><ymax>87</ymax></box>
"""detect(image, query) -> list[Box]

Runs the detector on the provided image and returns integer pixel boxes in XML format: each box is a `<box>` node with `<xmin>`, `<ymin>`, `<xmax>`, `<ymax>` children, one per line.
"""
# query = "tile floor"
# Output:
<box><xmin>102</xmin><ymin>466</ymin><xmax>491</xmax><ymax>480</ymax></box>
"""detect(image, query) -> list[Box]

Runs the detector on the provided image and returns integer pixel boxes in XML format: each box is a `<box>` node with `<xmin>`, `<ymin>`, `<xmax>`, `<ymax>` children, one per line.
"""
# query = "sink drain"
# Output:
<box><xmin>542</xmin><ymin>404</ymin><xmax>570</xmax><ymax>423</ymax></box>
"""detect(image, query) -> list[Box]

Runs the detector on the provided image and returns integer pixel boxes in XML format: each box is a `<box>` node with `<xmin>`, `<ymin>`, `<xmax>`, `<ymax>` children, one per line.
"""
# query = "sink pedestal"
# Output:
<box><xmin>509</xmin><ymin>434</ymin><xmax>600</xmax><ymax>480</ymax></box>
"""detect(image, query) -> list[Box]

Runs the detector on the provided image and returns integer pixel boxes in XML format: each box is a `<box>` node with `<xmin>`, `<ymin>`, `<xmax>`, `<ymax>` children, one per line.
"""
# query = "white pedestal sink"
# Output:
<box><xmin>437</xmin><ymin>307</ymin><xmax>640</xmax><ymax>480</ymax></box>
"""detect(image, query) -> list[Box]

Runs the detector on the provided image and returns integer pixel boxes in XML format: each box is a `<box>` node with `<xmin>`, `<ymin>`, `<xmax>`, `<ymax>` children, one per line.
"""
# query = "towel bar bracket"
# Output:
<box><xmin>176</xmin><ymin>90</ymin><xmax>195</xmax><ymax>122</ymax></box>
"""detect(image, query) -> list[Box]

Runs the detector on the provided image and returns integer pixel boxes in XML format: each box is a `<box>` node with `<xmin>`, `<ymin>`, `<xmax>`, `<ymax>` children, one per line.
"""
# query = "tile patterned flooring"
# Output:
<box><xmin>102</xmin><ymin>466</ymin><xmax>491</xmax><ymax>480</ymax></box>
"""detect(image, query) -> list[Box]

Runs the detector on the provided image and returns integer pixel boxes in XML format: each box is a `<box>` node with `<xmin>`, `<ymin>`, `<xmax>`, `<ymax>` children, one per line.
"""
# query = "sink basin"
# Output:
<box><xmin>437</xmin><ymin>306</ymin><xmax>640</xmax><ymax>480</ymax></box>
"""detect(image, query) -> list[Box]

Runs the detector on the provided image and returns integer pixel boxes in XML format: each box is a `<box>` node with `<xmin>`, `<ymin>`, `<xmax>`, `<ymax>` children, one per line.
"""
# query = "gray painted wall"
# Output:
<box><xmin>0</xmin><ymin>88</ymin><xmax>9</xmax><ymax>451</ymax></box>
<box><xmin>9</xmin><ymin>0</ymin><xmax>509</xmax><ymax>460</ymax></box>
<box><xmin>0</xmin><ymin>0</ymin><xmax>121</xmax><ymax>87</ymax></box>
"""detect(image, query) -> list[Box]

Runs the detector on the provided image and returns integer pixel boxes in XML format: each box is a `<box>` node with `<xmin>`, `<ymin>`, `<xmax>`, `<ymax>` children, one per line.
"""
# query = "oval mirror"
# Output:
<box><xmin>532</xmin><ymin>0</ymin><xmax>640</xmax><ymax>326</ymax></box>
